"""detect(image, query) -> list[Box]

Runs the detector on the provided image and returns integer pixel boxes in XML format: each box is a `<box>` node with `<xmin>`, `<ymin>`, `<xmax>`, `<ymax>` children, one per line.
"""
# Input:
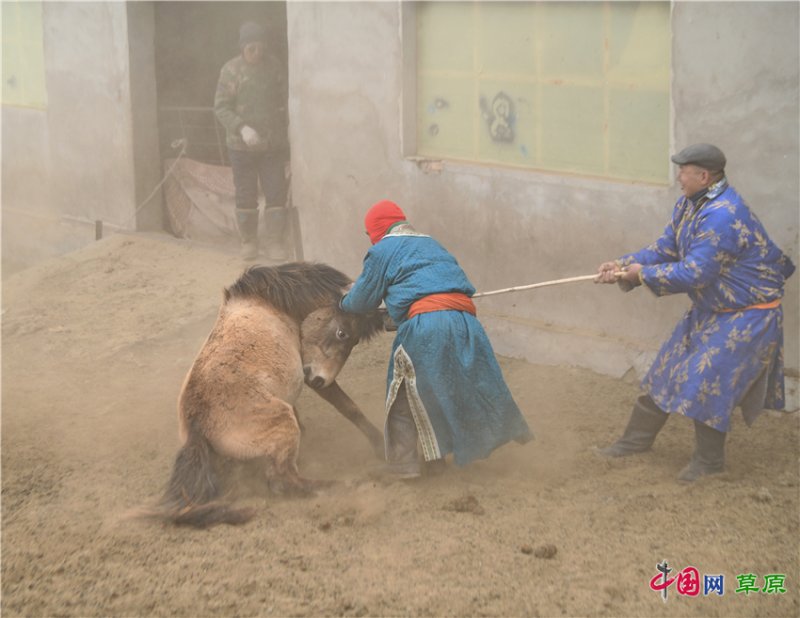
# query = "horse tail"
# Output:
<box><xmin>140</xmin><ymin>429</ymin><xmax>256</xmax><ymax>528</ymax></box>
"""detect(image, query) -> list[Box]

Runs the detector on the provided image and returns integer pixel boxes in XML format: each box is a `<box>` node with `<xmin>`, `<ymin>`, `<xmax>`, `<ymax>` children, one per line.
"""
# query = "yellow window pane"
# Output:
<box><xmin>2</xmin><ymin>47</ymin><xmax>21</xmax><ymax>103</ymax></box>
<box><xmin>477</xmin><ymin>80</ymin><xmax>537</xmax><ymax>168</ymax></box>
<box><xmin>417</xmin><ymin>75</ymin><xmax>475</xmax><ymax>160</ymax></box>
<box><xmin>415</xmin><ymin>1</ymin><xmax>670</xmax><ymax>183</ymax></box>
<box><xmin>608</xmin><ymin>89</ymin><xmax>670</xmax><ymax>183</ymax></box>
<box><xmin>417</xmin><ymin>2</ymin><xmax>474</xmax><ymax>73</ymax></box>
<box><xmin>608</xmin><ymin>2</ymin><xmax>671</xmax><ymax>87</ymax></box>
<box><xmin>539</xmin><ymin>2</ymin><xmax>604</xmax><ymax>81</ymax></box>
<box><xmin>3</xmin><ymin>2</ymin><xmax>20</xmax><ymax>44</ymax></box>
<box><xmin>17</xmin><ymin>2</ymin><xmax>43</xmax><ymax>42</ymax></box>
<box><xmin>476</xmin><ymin>2</ymin><xmax>537</xmax><ymax>76</ymax></box>
<box><xmin>2</xmin><ymin>1</ymin><xmax>47</xmax><ymax>108</ymax></box>
<box><xmin>540</xmin><ymin>84</ymin><xmax>605</xmax><ymax>175</ymax></box>
<box><xmin>20</xmin><ymin>45</ymin><xmax>47</xmax><ymax>105</ymax></box>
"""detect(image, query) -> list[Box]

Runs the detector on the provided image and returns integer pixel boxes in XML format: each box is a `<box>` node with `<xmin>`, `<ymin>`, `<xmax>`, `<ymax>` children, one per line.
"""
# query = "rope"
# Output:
<box><xmin>473</xmin><ymin>272</ymin><xmax>625</xmax><ymax>298</ymax></box>
<box><xmin>117</xmin><ymin>138</ymin><xmax>188</xmax><ymax>231</ymax></box>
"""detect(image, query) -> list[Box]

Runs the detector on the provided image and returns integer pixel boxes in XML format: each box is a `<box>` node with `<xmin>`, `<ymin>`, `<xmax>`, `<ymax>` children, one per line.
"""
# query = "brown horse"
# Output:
<box><xmin>147</xmin><ymin>262</ymin><xmax>385</xmax><ymax>528</ymax></box>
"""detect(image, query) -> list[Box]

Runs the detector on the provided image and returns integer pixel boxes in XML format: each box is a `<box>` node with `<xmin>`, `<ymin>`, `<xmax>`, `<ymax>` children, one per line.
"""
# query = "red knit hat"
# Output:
<box><xmin>364</xmin><ymin>200</ymin><xmax>406</xmax><ymax>245</ymax></box>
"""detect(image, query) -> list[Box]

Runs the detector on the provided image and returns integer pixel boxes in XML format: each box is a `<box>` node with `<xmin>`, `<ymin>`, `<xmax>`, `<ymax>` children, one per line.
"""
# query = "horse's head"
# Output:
<box><xmin>300</xmin><ymin>305</ymin><xmax>384</xmax><ymax>390</ymax></box>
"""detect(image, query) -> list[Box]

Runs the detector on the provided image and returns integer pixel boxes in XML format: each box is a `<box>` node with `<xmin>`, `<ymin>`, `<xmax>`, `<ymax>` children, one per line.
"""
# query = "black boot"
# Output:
<box><xmin>236</xmin><ymin>208</ymin><xmax>259</xmax><ymax>261</ymax></box>
<box><xmin>385</xmin><ymin>384</ymin><xmax>421</xmax><ymax>479</ymax></box>
<box><xmin>262</xmin><ymin>206</ymin><xmax>288</xmax><ymax>261</ymax></box>
<box><xmin>597</xmin><ymin>395</ymin><xmax>668</xmax><ymax>457</ymax></box>
<box><xmin>678</xmin><ymin>421</ymin><xmax>726</xmax><ymax>482</ymax></box>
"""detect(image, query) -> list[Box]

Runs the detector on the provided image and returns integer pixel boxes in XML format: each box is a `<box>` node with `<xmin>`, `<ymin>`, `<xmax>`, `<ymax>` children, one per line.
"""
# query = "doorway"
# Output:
<box><xmin>153</xmin><ymin>1</ymin><xmax>288</xmax><ymax>166</ymax></box>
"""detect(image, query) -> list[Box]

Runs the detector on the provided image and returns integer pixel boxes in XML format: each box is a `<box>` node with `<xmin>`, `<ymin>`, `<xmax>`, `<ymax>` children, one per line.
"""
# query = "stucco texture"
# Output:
<box><xmin>286</xmin><ymin>1</ymin><xmax>799</xmax><ymax>389</ymax></box>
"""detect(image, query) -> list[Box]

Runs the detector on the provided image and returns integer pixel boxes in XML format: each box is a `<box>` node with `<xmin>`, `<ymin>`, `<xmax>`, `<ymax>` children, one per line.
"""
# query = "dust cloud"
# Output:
<box><xmin>2</xmin><ymin>233</ymin><xmax>798</xmax><ymax>617</ymax></box>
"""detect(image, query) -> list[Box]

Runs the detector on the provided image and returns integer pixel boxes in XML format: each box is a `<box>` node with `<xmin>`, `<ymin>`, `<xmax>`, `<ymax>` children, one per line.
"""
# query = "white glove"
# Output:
<box><xmin>240</xmin><ymin>125</ymin><xmax>261</xmax><ymax>146</ymax></box>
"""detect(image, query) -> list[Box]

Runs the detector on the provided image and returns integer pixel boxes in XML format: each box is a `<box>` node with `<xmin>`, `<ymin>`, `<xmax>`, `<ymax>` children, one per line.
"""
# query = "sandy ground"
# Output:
<box><xmin>2</xmin><ymin>233</ymin><xmax>798</xmax><ymax>617</ymax></box>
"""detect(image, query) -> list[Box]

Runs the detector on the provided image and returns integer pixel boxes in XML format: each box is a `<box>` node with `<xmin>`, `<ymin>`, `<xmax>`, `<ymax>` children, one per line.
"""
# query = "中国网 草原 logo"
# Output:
<box><xmin>649</xmin><ymin>560</ymin><xmax>786</xmax><ymax>602</ymax></box>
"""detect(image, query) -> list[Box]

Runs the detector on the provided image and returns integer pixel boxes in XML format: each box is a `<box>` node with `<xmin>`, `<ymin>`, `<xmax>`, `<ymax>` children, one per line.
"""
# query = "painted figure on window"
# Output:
<box><xmin>480</xmin><ymin>92</ymin><xmax>515</xmax><ymax>143</ymax></box>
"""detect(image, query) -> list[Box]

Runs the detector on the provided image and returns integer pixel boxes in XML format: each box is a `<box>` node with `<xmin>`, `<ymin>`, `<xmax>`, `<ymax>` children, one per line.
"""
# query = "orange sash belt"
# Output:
<box><xmin>407</xmin><ymin>292</ymin><xmax>476</xmax><ymax>319</ymax></box>
<box><xmin>719</xmin><ymin>298</ymin><xmax>781</xmax><ymax>313</ymax></box>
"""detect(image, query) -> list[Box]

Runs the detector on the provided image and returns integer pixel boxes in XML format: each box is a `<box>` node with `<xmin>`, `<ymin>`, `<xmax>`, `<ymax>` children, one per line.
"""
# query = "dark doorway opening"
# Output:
<box><xmin>153</xmin><ymin>1</ymin><xmax>288</xmax><ymax>166</ymax></box>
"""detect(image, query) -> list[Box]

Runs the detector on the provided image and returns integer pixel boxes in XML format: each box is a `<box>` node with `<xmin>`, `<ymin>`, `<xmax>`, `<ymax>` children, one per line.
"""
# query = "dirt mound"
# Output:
<box><xmin>2</xmin><ymin>233</ymin><xmax>798</xmax><ymax>616</ymax></box>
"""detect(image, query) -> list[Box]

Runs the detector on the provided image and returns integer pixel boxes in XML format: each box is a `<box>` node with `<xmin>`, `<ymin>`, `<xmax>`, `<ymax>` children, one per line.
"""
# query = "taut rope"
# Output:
<box><xmin>472</xmin><ymin>272</ymin><xmax>624</xmax><ymax>299</ymax></box>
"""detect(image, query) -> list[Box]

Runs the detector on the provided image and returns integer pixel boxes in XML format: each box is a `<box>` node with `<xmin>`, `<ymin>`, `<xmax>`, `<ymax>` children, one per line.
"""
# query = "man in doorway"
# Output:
<box><xmin>595</xmin><ymin>143</ymin><xmax>795</xmax><ymax>481</ymax></box>
<box><xmin>214</xmin><ymin>21</ymin><xmax>289</xmax><ymax>261</ymax></box>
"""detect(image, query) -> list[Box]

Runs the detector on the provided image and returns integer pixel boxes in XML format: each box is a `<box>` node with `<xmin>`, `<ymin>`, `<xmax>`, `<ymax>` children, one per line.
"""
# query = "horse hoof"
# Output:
<box><xmin>269</xmin><ymin>477</ymin><xmax>337</xmax><ymax>497</ymax></box>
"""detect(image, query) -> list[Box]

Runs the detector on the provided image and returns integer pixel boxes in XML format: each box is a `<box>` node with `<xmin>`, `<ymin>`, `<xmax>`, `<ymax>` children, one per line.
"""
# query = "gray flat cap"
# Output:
<box><xmin>671</xmin><ymin>143</ymin><xmax>726</xmax><ymax>171</ymax></box>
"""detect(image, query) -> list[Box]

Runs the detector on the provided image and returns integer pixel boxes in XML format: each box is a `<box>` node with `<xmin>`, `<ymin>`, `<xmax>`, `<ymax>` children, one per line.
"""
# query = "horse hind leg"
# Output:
<box><xmin>262</xmin><ymin>410</ymin><xmax>336</xmax><ymax>496</ymax></box>
<box><xmin>266</xmin><ymin>462</ymin><xmax>334</xmax><ymax>497</ymax></box>
<box><xmin>214</xmin><ymin>399</ymin><xmax>328</xmax><ymax>497</ymax></box>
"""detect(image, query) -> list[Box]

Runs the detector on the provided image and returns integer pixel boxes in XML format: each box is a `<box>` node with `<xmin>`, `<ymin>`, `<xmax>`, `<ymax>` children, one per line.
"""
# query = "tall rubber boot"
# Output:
<box><xmin>263</xmin><ymin>206</ymin><xmax>288</xmax><ymax>262</ymax></box>
<box><xmin>597</xmin><ymin>395</ymin><xmax>668</xmax><ymax>457</ymax></box>
<box><xmin>677</xmin><ymin>421</ymin><xmax>726</xmax><ymax>482</ymax></box>
<box><xmin>236</xmin><ymin>208</ymin><xmax>259</xmax><ymax>261</ymax></box>
<box><xmin>385</xmin><ymin>384</ymin><xmax>421</xmax><ymax>479</ymax></box>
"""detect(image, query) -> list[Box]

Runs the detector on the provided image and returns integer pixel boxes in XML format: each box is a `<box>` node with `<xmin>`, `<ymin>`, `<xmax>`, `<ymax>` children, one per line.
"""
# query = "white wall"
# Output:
<box><xmin>2</xmin><ymin>2</ymin><xmax>160</xmax><ymax>275</ymax></box>
<box><xmin>286</xmin><ymin>1</ymin><xmax>799</xmax><ymax>400</ymax></box>
<box><xmin>3</xmin><ymin>1</ymin><xmax>796</xmax><ymax>402</ymax></box>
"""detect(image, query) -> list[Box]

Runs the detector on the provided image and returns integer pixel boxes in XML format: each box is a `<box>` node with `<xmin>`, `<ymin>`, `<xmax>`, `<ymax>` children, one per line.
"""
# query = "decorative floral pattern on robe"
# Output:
<box><xmin>619</xmin><ymin>180</ymin><xmax>795</xmax><ymax>431</ymax></box>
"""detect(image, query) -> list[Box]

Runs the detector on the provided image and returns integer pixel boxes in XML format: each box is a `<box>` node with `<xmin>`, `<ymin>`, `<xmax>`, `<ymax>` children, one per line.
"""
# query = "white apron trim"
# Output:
<box><xmin>385</xmin><ymin>344</ymin><xmax>441</xmax><ymax>461</ymax></box>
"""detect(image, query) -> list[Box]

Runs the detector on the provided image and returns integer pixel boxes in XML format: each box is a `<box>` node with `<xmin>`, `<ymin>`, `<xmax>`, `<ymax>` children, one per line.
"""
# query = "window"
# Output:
<box><xmin>416</xmin><ymin>2</ymin><xmax>671</xmax><ymax>183</ymax></box>
<box><xmin>2</xmin><ymin>1</ymin><xmax>47</xmax><ymax>109</ymax></box>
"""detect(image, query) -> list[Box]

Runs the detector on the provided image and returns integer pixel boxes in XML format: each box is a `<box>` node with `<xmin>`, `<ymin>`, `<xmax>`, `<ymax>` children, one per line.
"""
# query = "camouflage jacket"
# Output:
<box><xmin>214</xmin><ymin>55</ymin><xmax>289</xmax><ymax>153</ymax></box>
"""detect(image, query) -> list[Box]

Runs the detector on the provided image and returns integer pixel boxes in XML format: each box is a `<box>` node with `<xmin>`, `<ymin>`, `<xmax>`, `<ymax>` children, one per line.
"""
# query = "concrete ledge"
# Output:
<box><xmin>483</xmin><ymin>311</ymin><xmax>800</xmax><ymax>412</ymax></box>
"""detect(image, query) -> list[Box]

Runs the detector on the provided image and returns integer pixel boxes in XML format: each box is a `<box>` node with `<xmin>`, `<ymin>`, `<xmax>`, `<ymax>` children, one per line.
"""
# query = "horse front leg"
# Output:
<box><xmin>312</xmin><ymin>380</ymin><xmax>385</xmax><ymax>459</ymax></box>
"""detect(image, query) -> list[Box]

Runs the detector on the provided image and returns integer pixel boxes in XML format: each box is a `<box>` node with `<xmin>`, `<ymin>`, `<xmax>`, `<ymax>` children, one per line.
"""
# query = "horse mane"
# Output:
<box><xmin>224</xmin><ymin>262</ymin><xmax>352</xmax><ymax>322</ymax></box>
<box><xmin>352</xmin><ymin>309</ymin><xmax>387</xmax><ymax>343</ymax></box>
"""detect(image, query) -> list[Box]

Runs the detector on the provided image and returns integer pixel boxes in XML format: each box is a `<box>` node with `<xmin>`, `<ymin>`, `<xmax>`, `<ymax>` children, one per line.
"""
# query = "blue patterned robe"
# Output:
<box><xmin>619</xmin><ymin>180</ymin><xmax>795</xmax><ymax>431</ymax></box>
<box><xmin>341</xmin><ymin>224</ymin><xmax>533</xmax><ymax>465</ymax></box>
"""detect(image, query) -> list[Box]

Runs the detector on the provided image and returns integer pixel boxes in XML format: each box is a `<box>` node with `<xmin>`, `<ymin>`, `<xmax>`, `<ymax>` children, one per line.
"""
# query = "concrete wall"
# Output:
<box><xmin>2</xmin><ymin>2</ymin><xmax>161</xmax><ymax>275</ymax></box>
<box><xmin>127</xmin><ymin>2</ymin><xmax>162</xmax><ymax>232</ymax></box>
<box><xmin>287</xmin><ymin>2</ymin><xmax>799</xmax><ymax>398</ymax></box>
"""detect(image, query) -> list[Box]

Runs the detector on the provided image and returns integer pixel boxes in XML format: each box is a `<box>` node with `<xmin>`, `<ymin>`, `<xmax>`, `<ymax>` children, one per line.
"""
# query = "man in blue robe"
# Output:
<box><xmin>596</xmin><ymin>143</ymin><xmax>795</xmax><ymax>481</ymax></box>
<box><xmin>341</xmin><ymin>200</ymin><xmax>533</xmax><ymax>478</ymax></box>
